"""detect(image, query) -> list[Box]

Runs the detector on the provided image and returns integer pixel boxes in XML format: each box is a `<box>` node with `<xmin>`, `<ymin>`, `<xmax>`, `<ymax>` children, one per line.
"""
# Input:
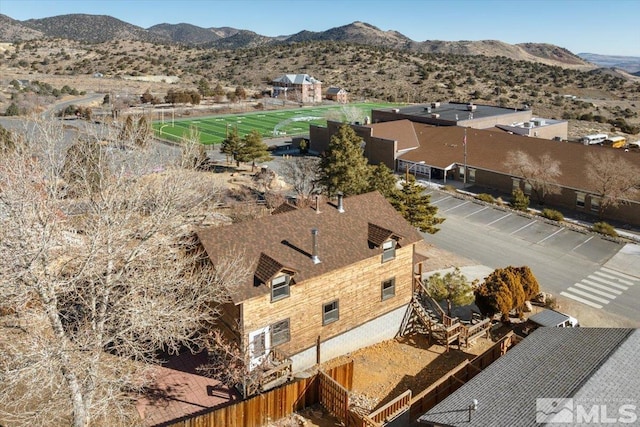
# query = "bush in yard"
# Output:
<box><xmin>442</xmin><ymin>184</ymin><xmax>457</xmax><ymax>192</ymax></box>
<box><xmin>592</xmin><ymin>221</ymin><xmax>618</xmax><ymax>237</ymax></box>
<box><xmin>510</xmin><ymin>188</ymin><xmax>529</xmax><ymax>211</ymax></box>
<box><xmin>476</xmin><ymin>193</ymin><xmax>495</xmax><ymax>203</ymax></box>
<box><xmin>540</xmin><ymin>208</ymin><xmax>564</xmax><ymax>221</ymax></box>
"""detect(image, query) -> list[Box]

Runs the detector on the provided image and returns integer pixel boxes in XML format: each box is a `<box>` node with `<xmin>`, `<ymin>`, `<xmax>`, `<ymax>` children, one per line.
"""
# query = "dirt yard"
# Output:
<box><xmin>267</xmin><ymin>332</ymin><xmax>497</xmax><ymax>427</ymax></box>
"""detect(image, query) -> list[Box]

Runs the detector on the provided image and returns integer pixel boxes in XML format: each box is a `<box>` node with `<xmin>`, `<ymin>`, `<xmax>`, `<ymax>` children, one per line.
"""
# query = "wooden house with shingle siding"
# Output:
<box><xmin>197</xmin><ymin>191</ymin><xmax>424</xmax><ymax>374</ymax></box>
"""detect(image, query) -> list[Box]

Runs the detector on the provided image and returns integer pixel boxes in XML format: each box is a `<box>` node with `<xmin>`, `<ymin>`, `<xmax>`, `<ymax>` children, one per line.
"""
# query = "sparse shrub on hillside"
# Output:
<box><xmin>540</xmin><ymin>208</ymin><xmax>564</xmax><ymax>221</ymax></box>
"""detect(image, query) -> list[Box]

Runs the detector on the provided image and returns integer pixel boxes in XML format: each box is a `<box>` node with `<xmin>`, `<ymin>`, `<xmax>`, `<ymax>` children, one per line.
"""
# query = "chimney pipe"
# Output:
<box><xmin>311</xmin><ymin>228</ymin><xmax>320</xmax><ymax>264</ymax></box>
<box><xmin>337</xmin><ymin>192</ymin><xmax>345</xmax><ymax>213</ymax></box>
<box><xmin>315</xmin><ymin>194</ymin><xmax>321</xmax><ymax>213</ymax></box>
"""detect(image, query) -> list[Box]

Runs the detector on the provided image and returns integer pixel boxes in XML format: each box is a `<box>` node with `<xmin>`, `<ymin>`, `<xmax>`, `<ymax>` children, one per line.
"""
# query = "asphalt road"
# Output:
<box><xmin>422</xmin><ymin>189</ymin><xmax>640</xmax><ymax>324</ymax></box>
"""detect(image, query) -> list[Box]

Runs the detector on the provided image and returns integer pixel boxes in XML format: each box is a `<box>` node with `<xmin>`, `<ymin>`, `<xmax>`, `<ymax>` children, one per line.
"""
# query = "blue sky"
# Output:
<box><xmin>1</xmin><ymin>0</ymin><xmax>639</xmax><ymax>56</ymax></box>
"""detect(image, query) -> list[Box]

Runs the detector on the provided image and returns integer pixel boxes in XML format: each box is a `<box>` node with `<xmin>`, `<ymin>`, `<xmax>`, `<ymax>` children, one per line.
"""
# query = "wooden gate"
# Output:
<box><xmin>319</xmin><ymin>370</ymin><xmax>350</xmax><ymax>424</ymax></box>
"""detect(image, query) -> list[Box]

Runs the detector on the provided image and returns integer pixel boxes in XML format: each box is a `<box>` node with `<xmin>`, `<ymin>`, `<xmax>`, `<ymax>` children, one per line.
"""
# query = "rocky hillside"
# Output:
<box><xmin>0</xmin><ymin>14</ymin><xmax>44</xmax><ymax>42</ymax></box>
<box><xmin>21</xmin><ymin>14</ymin><xmax>165</xmax><ymax>44</ymax></box>
<box><xmin>0</xmin><ymin>14</ymin><xmax>590</xmax><ymax>67</ymax></box>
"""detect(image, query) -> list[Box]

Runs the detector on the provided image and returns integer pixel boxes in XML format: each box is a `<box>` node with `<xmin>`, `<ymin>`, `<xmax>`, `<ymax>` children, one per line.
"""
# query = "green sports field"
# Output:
<box><xmin>152</xmin><ymin>102</ymin><xmax>400</xmax><ymax>145</ymax></box>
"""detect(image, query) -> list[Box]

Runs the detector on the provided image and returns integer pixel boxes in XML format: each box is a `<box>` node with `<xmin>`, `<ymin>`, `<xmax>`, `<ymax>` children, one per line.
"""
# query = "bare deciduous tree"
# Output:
<box><xmin>0</xmin><ymin>118</ymin><xmax>249</xmax><ymax>427</ymax></box>
<box><xmin>279</xmin><ymin>156</ymin><xmax>320</xmax><ymax>201</ymax></box>
<box><xmin>504</xmin><ymin>150</ymin><xmax>562</xmax><ymax>205</ymax></box>
<box><xmin>585</xmin><ymin>150</ymin><xmax>640</xmax><ymax>217</ymax></box>
<box><xmin>179</xmin><ymin>125</ymin><xmax>209</xmax><ymax>170</ymax></box>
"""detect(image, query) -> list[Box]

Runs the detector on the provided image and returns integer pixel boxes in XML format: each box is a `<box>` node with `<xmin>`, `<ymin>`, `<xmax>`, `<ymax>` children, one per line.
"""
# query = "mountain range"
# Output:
<box><xmin>0</xmin><ymin>13</ymin><xmax>600</xmax><ymax>68</ymax></box>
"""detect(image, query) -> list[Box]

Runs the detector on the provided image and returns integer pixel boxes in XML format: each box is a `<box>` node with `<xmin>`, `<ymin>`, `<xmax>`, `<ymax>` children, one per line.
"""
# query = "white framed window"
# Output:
<box><xmin>381</xmin><ymin>277</ymin><xmax>396</xmax><ymax>300</ymax></box>
<box><xmin>382</xmin><ymin>240</ymin><xmax>396</xmax><ymax>263</ymax></box>
<box><xmin>458</xmin><ymin>166</ymin><xmax>465</xmax><ymax>180</ymax></box>
<box><xmin>322</xmin><ymin>300</ymin><xmax>339</xmax><ymax>325</ymax></box>
<box><xmin>576</xmin><ymin>192</ymin><xmax>585</xmax><ymax>208</ymax></box>
<box><xmin>271</xmin><ymin>274</ymin><xmax>290</xmax><ymax>302</ymax></box>
<box><xmin>251</xmin><ymin>331</ymin><xmax>266</xmax><ymax>358</ymax></box>
<box><xmin>523</xmin><ymin>182</ymin><xmax>532</xmax><ymax>196</ymax></box>
<box><xmin>590</xmin><ymin>196</ymin><xmax>601</xmax><ymax>212</ymax></box>
<box><xmin>271</xmin><ymin>319</ymin><xmax>290</xmax><ymax>347</ymax></box>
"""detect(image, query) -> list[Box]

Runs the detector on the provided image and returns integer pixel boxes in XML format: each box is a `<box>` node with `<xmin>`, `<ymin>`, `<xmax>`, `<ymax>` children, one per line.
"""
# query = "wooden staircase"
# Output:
<box><xmin>403</xmin><ymin>275</ymin><xmax>492</xmax><ymax>350</ymax></box>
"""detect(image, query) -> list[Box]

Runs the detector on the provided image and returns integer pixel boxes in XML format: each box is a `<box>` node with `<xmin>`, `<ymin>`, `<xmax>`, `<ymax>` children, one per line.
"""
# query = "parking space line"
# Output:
<box><xmin>431</xmin><ymin>196</ymin><xmax>451</xmax><ymax>204</ymax></box>
<box><xmin>486</xmin><ymin>212</ymin><xmax>511</xmax><ymax>226</ymax></box>
<box><xmin>443</xmin><ymin>201</ymin><xmax>470</xmax><ymax>213</ymax></box>
<box><xmin>560</xmin><ymin>291</ymin><xmax>603</xmax><ymax>309</ymax></box>
<box><xmin>573</xmin><ymin>283</ymin><xmax>618</xmax><ymax>299</ymax></box>
<box><xmin>536</xmin><ymin>227</ymin><xmax>564</xmax><ymax>244</ymax></box>
<box><xmin>464</xmin><ymin>206</ymin><xmax>488</xmax><ymax>218</ymax></box>
<box><xmin>510</xmin><ymin>220</ymin><xmax>536</xmax><ymax>235</ymax></box>
<box><xmin>571</xmin><ymin>236</ymin><xmax>593</xmax><ymax>251</ymax></box>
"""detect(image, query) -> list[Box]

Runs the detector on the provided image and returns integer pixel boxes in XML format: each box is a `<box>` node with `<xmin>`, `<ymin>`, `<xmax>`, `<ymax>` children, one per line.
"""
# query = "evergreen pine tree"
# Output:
<box><xmin>318</xmin><ymin>124</ymin><xmax>370</xmax><ymax>196</ymax></box>
<box><xmin>238</xmin><ymin>130</ymin><xmax>271</xmax><ymax>171</ymax></box>
<box><xmin>391</xmin><ymin>175</ymin><xmax>444</xmax><ymax>234</ymax></box>
<box><xmin>220</xmin><ymin>127</ymin><xmax>243</xmax><ymax>166</ymax></box>
<box><xmin>368</xmin><ymin>163</ymin><xmax>398</xmax><ymax>198</ymax></box>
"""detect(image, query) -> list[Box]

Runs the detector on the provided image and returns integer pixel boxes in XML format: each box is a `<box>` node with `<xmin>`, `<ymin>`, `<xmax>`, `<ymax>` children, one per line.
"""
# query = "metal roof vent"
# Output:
<box><xmin>337</xmin><ymin>192</ymin><xmax>345</xmax><ymax>213</ymax></box>
<box><xmin>311</xmin><ymin>228</ymin><xmax>321</xmax><ymax>264</ymax></box>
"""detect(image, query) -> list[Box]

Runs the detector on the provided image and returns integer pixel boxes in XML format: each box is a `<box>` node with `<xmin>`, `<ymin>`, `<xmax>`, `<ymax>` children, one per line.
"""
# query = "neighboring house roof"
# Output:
<box><xmin>396</xmin><ymin>122</ymin><xmax>640</xmax><ymax>199</ymax></box>
<box><xmin>418</xmin><ymin>328</ymin><xmax>638</xmax><ymax>427</ymax></box>
<box><xmin>365</xmin><ymin>119</ymin><xmax>421</xmax><ymax>152</ymax></box>
<box><xmin>197</xmin><ymin>191</ymin><xmax>423</xmax><ymax>304</ymax></box>
<box><xmin>528</xmin><ymin>309</ymin><xmax>571</xmax><ymax>327</ymax></box>
<box><xmin>326</xmin><ymin>86</ymin><xmax>347</xmax><ymax>95</ymax></box>
<box><xmin>136</xmin><ymin>351</ymin><xmax>240</xmax><ymax>426</ymax></box>
<box><xmin>272</xmin><ymin>74</ymin><xmax>321</xmax><ymax>85</ymax></box>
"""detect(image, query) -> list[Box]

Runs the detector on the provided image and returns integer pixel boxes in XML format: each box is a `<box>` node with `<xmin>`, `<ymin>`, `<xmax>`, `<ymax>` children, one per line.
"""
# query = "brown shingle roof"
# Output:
<box><xmin>397</xmin><ymin>122</ymin><xmax>640</xmax><ymax>197</ymax></box>
<box><xmin>367</xmin><ymin>222</ymin><xmax>396</xmax><ymax>247</ymax></box>
<box><xmin>365</xmin><ymin>119</ymin><xmax>421</xmax><ymax>151</ymax></box>
<box><xmin>197</xmin><ymin>192</ymin><xmax>423</xmax><ymax>304</ymax></box>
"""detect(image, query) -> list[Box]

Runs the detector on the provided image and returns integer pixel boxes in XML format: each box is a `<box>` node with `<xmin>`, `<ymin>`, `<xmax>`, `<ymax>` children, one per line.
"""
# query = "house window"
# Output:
<box><xmin>576</xmin><ymin>192</ymin><xmax>585</xmax><ymax>208</ymax></box>
<box><xmin>523</xmin><ymin>182</ymin><xmax>532</xmax><ymax>196</ymax></box>
<box><xmin>382</xmin><ymin>240</ymin><xmax>396</xmax><ymax>263</ymax></box>
<box><xmin>381</xmin><ymin>277</ymin><xmax>396</xmax><ymax>300</ymax></box>
<box><xmin>322</xmin><ymin>300</ymin><xmax>339</xmax><ymax>325</ymax></box>
<box><xmin>251</xmin><ymin>332</ymin><xmax>265</xmax><ymax>358</ymax></box>
<box><xmin>590</xmin><ymin>196</ymin><xmax>601</xmax><ymax>212</ymax></box>
<box><xmin>458</xmin><ymin>166</ymin><xmax>465</xmax><ymax>181</ymax></box>
<box><xmin>271</xmin><ymin>274</ymin><xmax>290</xmax><ymax>302</ymax></box>
<box><xmin>271</xmin><ymin>319</ymin><xmax>290</xmax><ymax>347</ymax></box>
<box><xmin>468</xmin><ymin>168</ymin><xmax>476</xmax><ymax>183</ymax></box>
<box><xmin>512</xmin><ymin>178</ymin><xmax>520</xmax><ymax>193</ymax></box>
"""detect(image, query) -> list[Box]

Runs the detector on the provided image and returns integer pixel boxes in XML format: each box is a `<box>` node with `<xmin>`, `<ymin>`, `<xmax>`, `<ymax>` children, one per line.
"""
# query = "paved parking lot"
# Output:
<box><xmin>423</xmin><ymin>189</ymin><xmax>640</xmax><ymax>323</ymax></box>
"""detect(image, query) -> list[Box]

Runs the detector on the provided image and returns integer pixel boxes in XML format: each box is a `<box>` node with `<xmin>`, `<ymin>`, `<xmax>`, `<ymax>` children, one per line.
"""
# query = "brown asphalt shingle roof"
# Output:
<box><xmin>197</xmin><ymin>192</ymin><xmax>423</xmax><ymax>304</ymax></box>
<box><xmin>365</xmin><ymin>119</ymin><xmax>420</xmax><ymax>151</ymax></box>
<box><xmin>397</xmin><ymin>122</ymin><xmax>640</xmax><ymax>198</ymax></box>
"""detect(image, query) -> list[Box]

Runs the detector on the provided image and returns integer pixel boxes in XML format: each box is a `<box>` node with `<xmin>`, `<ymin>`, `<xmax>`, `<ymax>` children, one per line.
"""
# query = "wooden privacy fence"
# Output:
<box><xmin>319</xmin><ymin>371</ymin><xmax>350</xmax><ymax>424</ymax></box>
<box><xmin>164</xmin><ymin>361</ymin><xmax>353</xmax><ymax>427</ymax></box>
<box><xmin>409</xmin><ymin>332</ymin><xmax>517</xmax><ymax>421</ymax></box>
<box><xmin>367</xmin><ymin>389</ymin><xmax>412</xmax><ymax>425</ymax></box>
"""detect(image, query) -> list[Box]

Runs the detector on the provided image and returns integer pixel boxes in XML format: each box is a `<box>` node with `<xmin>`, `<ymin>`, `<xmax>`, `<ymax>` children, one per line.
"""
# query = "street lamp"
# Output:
<box><xmin>405</xmin><ymin>160</ymin><xmax>426</xmax><ymax>182</ymax></box>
